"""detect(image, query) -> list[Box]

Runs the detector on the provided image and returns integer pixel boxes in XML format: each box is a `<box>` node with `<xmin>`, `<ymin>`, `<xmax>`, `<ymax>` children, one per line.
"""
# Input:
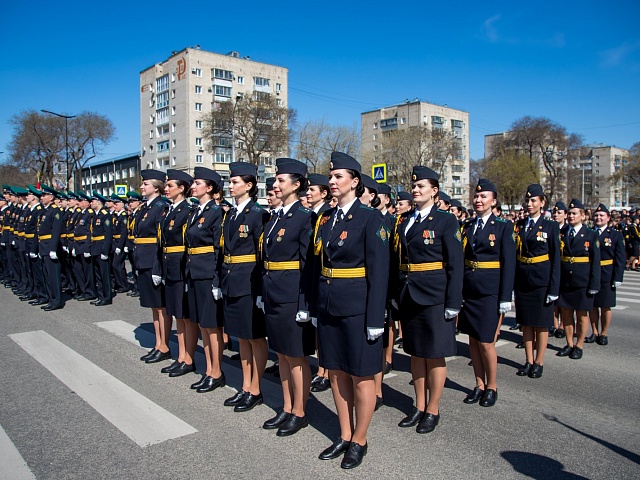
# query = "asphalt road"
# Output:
<box><xmin>1</xmin><ymin>273</ymin><xmax>639</xmax><ymax>479</ymax></box>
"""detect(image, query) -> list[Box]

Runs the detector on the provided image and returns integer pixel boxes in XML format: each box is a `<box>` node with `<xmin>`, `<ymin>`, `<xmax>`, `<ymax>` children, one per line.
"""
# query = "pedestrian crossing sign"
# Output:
<box><xmin>115</xmin><ymin>185</ymin><xmax>127</xmax><ymax>196</ymax></box>
<box><xmin>372</xmin><ymin>164</ymin><xmax>387</xmax><ymax>183</ymax></box>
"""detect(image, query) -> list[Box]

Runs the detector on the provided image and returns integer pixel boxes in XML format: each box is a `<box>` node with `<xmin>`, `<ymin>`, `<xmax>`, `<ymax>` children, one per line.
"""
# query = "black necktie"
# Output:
<box><xmin>569</xmin><ymin>228</ymin><xmax>575</xmax><ymax>239</ymax></box>
<box><xmin>332</xmin><ymin>209</ymin><xmax>343</xmax><ymax>230</ymax></box>
<box><xmin>526</xmin><ymin>219</ymin><xmax>535</xmax><ymax>237</ymax></box>
<box><xmin>473</xmin><ymin>218</ymin><xmax>483</xmax><ymax>247</ymax></box>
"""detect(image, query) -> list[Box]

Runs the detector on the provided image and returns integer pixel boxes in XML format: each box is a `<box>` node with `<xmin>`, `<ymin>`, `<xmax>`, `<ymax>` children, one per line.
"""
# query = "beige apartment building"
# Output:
<box><xmin>361</xmin><ymin>100</ymin><xmax>470</xmax><ymax>200</ymax></box>
<box><xmin>139</xmin><ymin>46</ymin><xmax>288</xmax><ymax>198</ymax></box>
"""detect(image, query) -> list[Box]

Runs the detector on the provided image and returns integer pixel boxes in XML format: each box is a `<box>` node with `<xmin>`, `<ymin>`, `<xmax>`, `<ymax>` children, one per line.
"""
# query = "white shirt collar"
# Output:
<box><xmin>312</xmin><ymin>203</ymin><xmax>326</xmax><ymax>214</ymax></box>
<box><xmin>416</xmin><ymin>204</ymin><xmax>434</xmax><ymax>220</ymax></box>
<box><xmin>234</xmin><ymin>198</ymin><xmax>251</xmax><ymax>214</ymax></box>
<box><xmin>570</xmin><ymin>224</ymin><xmax>583</xmax><ymax>234</ymax></box>
<box><xmin>337</xmin><ymin>197</ymin><xmax>358</xmax><ymax>217</ymax></box>
<box><xmin>529</xmin><ymin>214</ymin><xmax>541</xmax><ymax>224</ymax></box>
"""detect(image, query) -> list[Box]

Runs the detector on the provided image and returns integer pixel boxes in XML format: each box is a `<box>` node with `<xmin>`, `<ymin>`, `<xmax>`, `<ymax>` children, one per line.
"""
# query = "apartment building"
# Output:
<box><xmin>361</xmin><ymin>99</ymin><xmax>470</xmax><ymax>200</ymax></box>
<box><xmin>139</xmin><ymin>46</ymin><xmax>288</xmax><ymax>199</ymax></box>
<box><xmin>80</xmin><ymin>153</ymin><xmax>141</xmax><ymax>197</ymax></box>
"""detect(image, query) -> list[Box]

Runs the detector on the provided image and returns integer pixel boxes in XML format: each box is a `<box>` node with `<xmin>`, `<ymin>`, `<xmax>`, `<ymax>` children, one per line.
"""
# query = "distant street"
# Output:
<box><xmin>1</xmin><ymin>273</ymin><xmax>640</xmax><ymax>479</ymax></box>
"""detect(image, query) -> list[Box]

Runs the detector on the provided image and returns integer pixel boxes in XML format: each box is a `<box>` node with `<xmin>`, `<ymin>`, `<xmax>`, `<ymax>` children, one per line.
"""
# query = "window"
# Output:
<box><xmin>253</xmin><ymin>91</ymin><xmax>270</xmax><ymax>102</ymax></box>
<box><xmin>195</xmin><ymin>155</ymin><xmax>203</xmax><ymax>164</ymax></box>
<box><xmin>260</xmin><ymin>156</ymin><xmax>274</xmax><ymax>166</ymax></box>
<box><xmin>115</xmin><ymin>170</ymin><xmax>121</xmax><ymax>180</ymax></box>
<box><xmin>195</xmin><ymin>120</ymin><xmax>203</xmax><ymax>129</ymax></box>
<box><xmin>102</xmin><ymin>173</ymin><xmax>107</xmax><ymax>182</ymax></box>
<box><xmin>172</xmin><ymin>157</ymin><xmax>176</xmax><ymax>166</ymax></box>
<box><xmin>156</xmin><ymin>74</ymin><xmax>169</xmax><ymax>93</ymax></box>
<box><xmin>431</xmin><ymin>116</ymin><xmax>444</xmax><ymax>124</ymax></box>
<box><xmin>380</xmin><ymin>118</ymin><xmax>397</xmax><ymax>128</ymax></box>
<box><xmin>171</xmin><ymin>89</ymin><xmax>175</xmax><ymax>99</ymax></box>
<box><xmin>156</xmin><ymin>91</ymin><xmax>169</xmax><ymax>109</ymax></box>
<box><xmin>171</xmin><ymin>106</ymin><xmax>176</xmax><ymax>115</ymax></box>
<box><xmin>195</xmin><ymin>103</ymin><xmax>202</xmax><ymax>111</ymax></box>
<box><xmin>254</xmin><ymin>77</ymin><xmax>270</xmax><ymax>87</ymax></box>
<box><xmin>214</xmin><ymin>153</ymin><xmax>232</xmax><ymax>163</ymax></box>
<box><xmin>400</xmin><ymin>117</ymin><xmax>406</xmax><ymax>125</ymax></box>
<box><xmin>157</xmin><ymin>125</ymin><xmax>169</xmax><ymax>137</ymax></box>
<box><xmin>237</xmin><ymin>76</ymin><xmax>244</xmax><ymax>85</ymax></box>
<box><xmin>213</xmin><ymin>136</ymin><xmax>232</xmax><ymax>147</ymax></box>
<box><xmin>172</xmin><ymin>139</ymin><xmax>176</xmax><ymax>148</ymax></box>
<box><xmin>195</xmin><ymin>138</ymin><xmax>203</xmax><ymax>146</ymax></box>
<box><xmin>171</xmin><ymin>73</ymin><xmax>176</xmax><ymax>82</ymax></box>
<box><xmin>276</xmin><ymin>83</ymin><xmax>281</xmax><ymax>92</ymax></box>
<box><xmin>373</xmin><ymin>122</ymin><xmax>378</xmax><ymax>129</ymax></box>
<box><xmin>214</xmin><ymin>68</ymin><xmax>233</xmax><ymax>80</ymax></box>
<box><xmin>157</xmin><ymin>141</ymin><xmax>169</xmax><ymax>152</ymax></box>
<box><xmin>149</xmin><ymin>130</ymin><xmax>154</xmax><ymax>139</ymax></box>
<box><xmin>122</xmin><ymin>169</ymin><xmax>128</xmax><ymax>179</ymax></box>
<box><xmin>276</xmin><ymin>99</ymin><xmax>282</xmax><ymax>106</ymax></box>
<box><xmin>373</xmin><ymin>134</ymin><xmax>377</xmax><ymax>140</ymax></box>
<box><xmin>214</xmin><ymin>85</ymin><xmax>231</xmax><ymax>97</ymax></box>
<box><xmin>149</xmin><ymin>115</ymin><xmax>154</xmax><ymax>124</ymax></box>
<box><xmin>129</xmin><ymin>167</ymin><xmax>135</xmax><ymax>177</ymax></box>
<box><xmin>156</xmin><ymin>108</ymin><xmax>169</xmax><ymax>124</ymax></box>
<box><xmin>171</xmin><ymin>123</ymin><xmax>176</xmax><ymax>133</ymax></box>
<box><xmin>192</xmin><ymin>68</ymin><xmax>202</xmax><ymax>77</ymax></box>
<box><xmin>109</xmin><ymin>172</ymin><xmax>114</xmax><ymax>181</ymax></box>
<box><xmin>195</xmin><ymin>85</ymin><xmax>202</xmax><ymax>94</ymax></box>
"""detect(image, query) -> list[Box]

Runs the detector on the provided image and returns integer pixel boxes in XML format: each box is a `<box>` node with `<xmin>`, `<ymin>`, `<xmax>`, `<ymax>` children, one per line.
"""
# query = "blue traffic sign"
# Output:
<box><xmin>372</xmin><ymin>163</ymin><xmax>387</xmax><ymax>183</ymax></box>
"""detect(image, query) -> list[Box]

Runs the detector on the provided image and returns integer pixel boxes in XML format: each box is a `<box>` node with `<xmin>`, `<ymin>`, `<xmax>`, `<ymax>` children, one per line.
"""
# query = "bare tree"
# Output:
<box><xmin>484</xmin><ymin>146</ymin><xmax>539</xmax><ymax>210</ymax></box>
<box><xmin>612</xmin><ymin>141</ymin><xmax>640</xmax><ymax>203</ymax></box>
<box><xmin>294</xmin><ymin>119</ymin><xmax>360</xmax><ymax>174</ymax></box>
<box><xmin>202</xmin><ymin>93</ymin><xmax>294</xmax><ymax>165</ymax></box>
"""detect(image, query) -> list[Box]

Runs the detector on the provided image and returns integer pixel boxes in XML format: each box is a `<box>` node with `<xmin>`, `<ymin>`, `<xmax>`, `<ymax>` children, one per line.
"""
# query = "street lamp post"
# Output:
<box><xmin>41</xmin><ymin>109</ymin><xmax>76</xmax><ymax>188</ymax></box>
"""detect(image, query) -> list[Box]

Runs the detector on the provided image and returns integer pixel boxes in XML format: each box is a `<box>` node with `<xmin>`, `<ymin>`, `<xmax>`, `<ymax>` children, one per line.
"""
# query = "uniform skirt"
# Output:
<box><xmin>558</xmin><ymin>287</ymin><xmax>594</xmax><ymax>311</ymax></box>
<box><xmin>594</xmin><ymin>283</ymin><xmax>616</xmax><ymax>308</ymax></box>
<box><xmin>317</xmin><ymin>312</ymin><xmax>382</xmax><ymax>377</ymax></box>
<box><xmin>515</xmin><ymin>285</ymin><xmax>553</xmax><ymax>328</ymax></box>
<box><xmin>459</xmin><ymin>293</ymin><xmax>499</xmax><ymax>343</ymax></box>
<box><xmin>400</xmin><ymin>296</ymin><xmax>455</xmax><ymax>358</ymax></box>
<box><xmin>265</xmin><ymin>302</ymin><xmax>315</xmax><ymax>357</ymax></box>
<box><xmin>137</xmin><ymin>269</ymin><xmax>164</xmax><ymax>309</ymax></box>
<box><xmin>187</xmin><ymin>278</ymin><xmax>222</xmax><ymax>328</ymax></box>
<box><xmin>165</xmin><ymin>279</ymin><xmax>189</xmax><ymax>319</ymax></box>
<box><xmin>223</xmin><ymin>294</ymin><xmax>266</xmax><ymax>339</ymax></box>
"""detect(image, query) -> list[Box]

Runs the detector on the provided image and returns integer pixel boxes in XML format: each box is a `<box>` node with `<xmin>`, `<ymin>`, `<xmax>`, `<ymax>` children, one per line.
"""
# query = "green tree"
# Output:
<box><xmin>484</xmin><ymin>146</ymin><xmax>539</xmax><ymax>209</ymax></box>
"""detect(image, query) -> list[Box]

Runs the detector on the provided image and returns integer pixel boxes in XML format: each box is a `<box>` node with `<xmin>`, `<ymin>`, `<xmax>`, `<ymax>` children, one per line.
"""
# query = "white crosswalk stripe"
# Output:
<box><xmin>0</xmin><ymin>424</ymin><xmax>36</xmax><ymax>480</ymax></box>
<box><xmin>10</xmin><ymin>330</ymin><xmax>198</xmax><ymax>448</ymax></box>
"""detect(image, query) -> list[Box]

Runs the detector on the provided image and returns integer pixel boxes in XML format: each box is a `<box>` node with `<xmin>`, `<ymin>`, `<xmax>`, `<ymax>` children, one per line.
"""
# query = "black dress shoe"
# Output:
<box><xmin>190</xmin><ymin>374</ymin><xmax>208</xmax><ymax>389</ymax></box>
<box><xmin>115</xmin><ymin>287</ymin><xmax>130</xmax><ymax>293</ymax></box>
<box><xmin>130</xmin><ymin>291</ymin><xmax>140</xmax><ymax>297</ymax></box>
<box><xmin>263</xmin><ymin>409</ymin><xmax>291</xmax><ymax>430</ymax></box>
<box><xmin>341</xmin><ymin>442</ymin><xmax>367</xmax><ymax>469</ymax></box>
<box><xmin>480</xmin><ymin>389</ymin><xmax>497</xmax><ymax>407</ymax></box>
<box><xmin>529</xmin><ymin>363</ymin><xmax>543</xmax><ymax>378</ymax></box>
<box><xmin>276</xmin><ymin>414</ymin><xmax>308</xmax><ymax>437</ymax></box>
<box><xmin>94</xmin><ymin>300</ymin><xmax>112</xmax><ymax>306</ymax></box>
<box><xmin>77</xmin><ymin>296</ymin><xmax>96</xmax><ymax>302</ymax></box>
<box><xmin>43</xmin><ymin>305</ymin><xmax>63</xmax><ymax>311</ymax></box>
<box><xmin>140</xmin><ymin>349</ymin><xmax>157</xmax><ymax>361</ymax></box>
<box><xmin>229</xmin><ymin>353</ymin><xmax>241</xmax><ymax>360</ymax></box>
<box><xmin>311</xmin><ymin>377</ymin><xmax>330</xmax><ymax>392</ymax></box>
<box><xmin>40</xmin><ymin>304</ymin><xmax>52</xmax><ymax>309</ymax></box>
<box><xmin>90</xmin><ymin>300</ymin><xmax>100</xmax><ymax>305</ymax></box>
<box><xmin>555</xmin><ymin>328</ymin><xmax>566</xmax><ymax>339</ymax></box>
<box><xmin>516</xmin><ymin>362</ymin><xmax>532</xmax><ymax>376</ymax></box>
<box><xmin>556</xmin><ymin>344</ymin><xmax>573</xmax><ymax>357</ymax></box>
<box><xmin>569</xmin><ymin>346</ymin><xmax>583</xmax><ymax>360</ymax></box>
<box><xmin>145</xmin><ymin>350</ymin><xmax>171</xmax><ymax>364</ymax></box>
<box><xmin>234</xmin><ymin>392</ymin><xmax>263</xmax><ymax>412</ymax></box>
<box><xmin>30</xmin><ymin>300</ymin><xmax>48</xmax><ymax>306</ymax></box>
<box><xmin>509</xmin><ymin>323</ymin><xmax>522</xmax><ymax>331</ymax></box>
<box><xmin>319</xmin><ymin>438</ymin><xmax>350</xmax><ymax>460</ymax></box>
<box><xmin>161</xmin><ymin>360</ymin><xmax>180</xmax><ymax>374</ymax></box>
<box><xmin>584</xmin><ymin>334</ymin><xmax>596</xmax><ymax>344</ymax></box>
<box><xmin>409</xmin><ymin>378</ymin><xmax>414</xmax><ymax>385</ymax></box>
<box><xmin>463</xmin><ymin>387</ymin><xmax>484</xmax><ymax>404</ymax></box>
<box><xmin>394</xmin><ymin>336</ymin><xmax>403</xmax><ymax>345</ymax></box>
<box><xmin>196</xmin><ymin>374</ymin><xmax>226</xmax><ymax>393</ymax></box>
<box><xmin>416</xmin><ymin>412</ymin><xmax>440</xmax><ymax>434</ymax></box>
<box><xmin>374</xmin><ymin>396</ymin><xmax>384</xmax><ymax>411</ymax></box>
<box><xmin>515</xmin><ymin>342</ymin><xmax>524</xmax><ymax>349</ymax></box>
<box><xmin>383</xmin><ymin>361</ymin><xmax>393</xmax><ymax>375</ymax></box>
<box><xmin>264</xmin><ymin>362</ymin><xmax>280</xmax><ymax>374</ymax></box>
<box><xmin>168</xmin><ymin>362</ymin><xmax>196</xmax><ymax>377</ymax></box>
<box><xmin>224</xmin><ymin>390</ymin><xmax>247</xmax><ymax>406</ymax></box>
<box><xmin>597</xmin><ymin>335</ymin><xmax>608</xmax><ymax>346</ymax></box>
<box><xmin>398</xmin><ymin>407</ymin><xmax>424</xmax><ymax>428</ymax></box>
<box><xmin>548</xmin><ymin>327</ymin><xmax>557</xmax><ymax>336</ymax></box>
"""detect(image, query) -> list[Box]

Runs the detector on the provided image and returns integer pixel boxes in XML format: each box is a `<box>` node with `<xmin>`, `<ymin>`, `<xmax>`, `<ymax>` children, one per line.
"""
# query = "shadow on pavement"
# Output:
<box><xmin>501</xmin><ymin>451</ymin><xmax>588</xmax><ymax>479</ymax></box>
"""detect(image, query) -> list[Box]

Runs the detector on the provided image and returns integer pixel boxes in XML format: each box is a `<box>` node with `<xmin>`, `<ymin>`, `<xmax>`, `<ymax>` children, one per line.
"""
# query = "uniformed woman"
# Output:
<box><xmin>312</xmin><ymin>152</ymin><xmax>390</xmax><ymax>470</ymax></box>
<box><xmin>551</xmin><ymin>202</ymin><xmax>568</xmax><ymax>338</ymax></box>
<box><xmin>160</xmin><ymin>169</ymin><xmax>198</xmax><ymax>378</ymax></box>
<box><xmin>186</xmin><ymin>167</ymin><xmax>227</xmax><ymax>392</ymax></box>
<box><xmin>514</xmin><ymin>184</ymin><xmax>560</xmax><ymax>379</ymax></box>
<box><xmin>392</xmin><ymin>166</ymin><xmax>463</xmax><ymax>433</ymax></box>
<box><xmin>459</xmin><ymin>179</ymin><xmax>515</xmax><ymax>407</ymax></box>
<box><xmin>556</xmin><ymin>199</ymin><xmax>601</xmax><ymax>360</ymax></box>
<box><xmin>135</xmin><ymin>170</ymin><xmax>171</xmax><ymax>364</ymax></box>
<box><xmin>220</xmin><ymin>162</ymin><xmax>270</xmax><ymax>411</ymax></box>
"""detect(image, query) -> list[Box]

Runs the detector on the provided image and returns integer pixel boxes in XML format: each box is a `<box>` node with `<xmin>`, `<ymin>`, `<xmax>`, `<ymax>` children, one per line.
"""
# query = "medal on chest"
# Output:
<box><xmin>604</xmin><ymin>237</ymin><xmax>612</xmax><ymax>247</ymax></box>
<box><xmin>239</xmin><ymin>225</ymin><xmax>249</xmax><ymax>237</ymax></box>
<box><xmin>338</xmin><ymin>231</ymin><xmax>347</xmax><ymax>247</ymax></box>
<box><xmin>169</xmin><ymin>219</ymin><xmax>175</xmax><ymax>231</ymax></box>
<box><xmin>423</xmin><ymin>230</ymin><xmax>435</xmax><ymax>245</ymax></box>
<box><xmin>276</xmin><ymin>228</ymin><xmax>285</xmax><ymax>242</ymax></box>
<box><xmin>489</xmin><ymin>233</ymin><xmax>496</xmax><ymax>247</ymax></box>
<box><xmin>198</xmin><ymin>217</ymin><xmax>205</xmax><ymax>229</ymax></box>
<box><xmin>142</xmin><ymin>213</ymin><xmax>148</xmax><ymax>222</ymax></box>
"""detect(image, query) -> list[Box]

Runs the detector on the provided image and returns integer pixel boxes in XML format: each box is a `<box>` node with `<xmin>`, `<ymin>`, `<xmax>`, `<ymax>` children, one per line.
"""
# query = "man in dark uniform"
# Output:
<box><xmin>73</xmin><ymin>191</ymin><xmax>96</xmax><ymax>301</ymax></box>
<box><xmin>65</xmin><ymin>191</ymin><xmax>83</xmax><ymax>298</ymax></box>
<box><xmin>13</xmin><ymin>187</ymin><xmax>30</xmax><ymax>296</ymax></box>
<box><xmin>2</xmin><ymin>188</ymin><xmax>20</xmax><ymax>287</ymax></box>
<box><xmin>89</xmin><ymin>192</ymin><xmax>113</xmax><ymax>306</ymax></box>
<box><xmin>22</xmin><ymin>185</ymin><xmax>46</xmax><ymax>303</ymax></box>
<box><xmin>38</xmin><ymin>185</ymin><xmax>65</xmax><ymax>311</ymax></box>
<box><xmin>586</xmin><ymin>204</ymin><xmax>625</xmax><ymax>346</ymax></box>
<box><xmin>125</xmin><ymin>191</ymin><xmax>143</xmax><ymax>297</ymax></box>
<box><xmin>110</xmin><ymin>193</ymin><xmax>130</xmax><ymax>293</ymax></box>
<box><xmin>0</xmin><ymin>192</ymin><xmax>8</xmax><ymax>281</ymax></box>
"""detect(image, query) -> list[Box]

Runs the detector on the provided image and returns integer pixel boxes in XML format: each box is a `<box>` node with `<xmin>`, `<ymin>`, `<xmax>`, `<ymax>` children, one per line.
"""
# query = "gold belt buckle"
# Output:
<box><xmin>471</xmin><ymin>261</ymin><xmax>478</xmax><ymax>270</ymax></box>
<box><xmin>569</xmin><ymin>257</ymin><xmax>575</xmax><ymax>264</ymax></box>
<box><xmin>326</xmin><ymin>268</ymin><xmax>333</xmax><ymax>277</ymax></box>
<box><xmin>525</xmin><ymin>258</ymin><xmax>533</xmax><ymax>264</ymax></box>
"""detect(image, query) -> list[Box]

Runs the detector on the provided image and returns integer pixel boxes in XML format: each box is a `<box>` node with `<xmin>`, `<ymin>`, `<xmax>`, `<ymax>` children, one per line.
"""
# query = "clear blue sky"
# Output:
<box><xmin>1</xmin><ymin>1</ymin><xmax>639</xmax><ymax>166</ymax></box>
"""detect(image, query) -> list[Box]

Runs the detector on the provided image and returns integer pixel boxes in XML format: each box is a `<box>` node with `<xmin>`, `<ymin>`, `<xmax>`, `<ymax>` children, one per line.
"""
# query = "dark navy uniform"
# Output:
<box><xmin>593</xmin><ymin>226</ymin><xmax>625</xmax><ymax>308</ymax></box>
<box><xmin>24</xmin><ymin>201</ymin><xmax>45</xmax><ymax>300</ymax></box>
<box><xmin>514</xmin><ymin>216</ymin><xmax>561</xmax><ymax>327</ymax></box>
<box><xmin>558</xmin><ymin>224</ymin><xmax>601</xmax><ymax>311</ymax></box>
<box><xmin>73</xmin><ymin>206</ymin><xmax>95</xmax><ymax>298</ymax></box>
<box><xmin>261</xmin><ymin>200</ymin><xmax>316</xmax><ymax>357</ymax></box>
<box><xmin>37</xmin><ymin>200</ymin><xmax>64</xmax><ymax>308</ymax></box>
<box><xmin>459</xmin><ymin>213</ymin><xmax>516</xmax><ymax>343</ymax></box>
<box><xmin>220</xmin><ymin>200</ymin><xmax>269</xmax><ymax>339</ymax></box>
<box><xmin>392</xmin><ymin>206</ymin><xmax>463</xmax><ymax>358</ymax></box>
<box><xmin>112</xmin><ymin>208</ymin><xmax>129</xmax><ymax>291</ymax></box>
<box><xmin>126</xmin><ymin>203</ymin><xmax>141</xmax><ymax>294</ymax></box>
<box><xmin>312</xmin><ymin>199</ymin><xmax>390</xmax><ymax>377</ymax></box>
<box><xmin>90</xmin><ymin>202</ymin><xmax>113</xmax><ymax>304</ymax></box>
<box><xmin>133</xmin><ymin>196</ymin><xmax>166</xmax><ymax>308</ymax></box>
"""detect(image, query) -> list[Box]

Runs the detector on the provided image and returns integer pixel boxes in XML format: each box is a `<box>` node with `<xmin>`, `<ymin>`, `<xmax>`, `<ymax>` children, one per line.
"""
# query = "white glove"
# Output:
<box><xmin>124</xmin><ymin>246</ymin><xmax>129</xmax><ymax>253</ymax></box>
<box><xmin>0</xmin><ymin>242</ymin><xmax>4</xmax><ymax>246</ymax></box>
<box><xmin>444</xmin><ymin>308</ymin><xmax>459</xmax><ymax>320</ymax></box>
<box><xmin>391</xmin><ymin>299</ymin><xmax>399</xmax><ymax>310</ymax></box>
<box><xmin>256</xmin><ymin>296</ymin><xmax>265</xmax><ymax>312</ymax></box>
<box><xmin>72</xmin><ymin>248</ymin><xmax>76</xmax><ymax>256</ymax></box>
<box><xmin>184</xmin><ymin>283</ymin><xmax>188</xmax><ymax>293</ymax></box>
<box><xmin>545</xmin><ymin>295</ymin><xmax>558</xmax><ymax>304</ymax></box>
<box><xmin>100</xmin><ymin>254</ymin><xmax>108</xmax><ymax>261</ymax></box>
<box><xmin>11</xmin><ymin>240</ymin><xmax>15</xmax><ymax>246</ymax></box>
<box><xmin>499</xmin><ymin>301</ymin><xmax>512</xmax><ymax>314</ymax></box>
<box><xmin>49</xmin><ymin>251</ymin><xmax>58</xmax><ymax>260</ymax></box>
<box><xmin>588</xmin><ymin>290</ymin><xmax>598</xmax><ymax>295</ymax></box>
<box><xmin>152</xmin><ymin>275</ymin><xmax>162</xmax><ymax>286</ymax></box>
<box><xmin>295</xmin><ymin>310</ymin><xmax>310</xmax><ymax>322</ymax></box>
<box><xmin>115</xmin><ymin>248</ymin><xmax>121</xmax><ymax>255</ymax></box>
<box><xmin>613</xmin><ymin>281</ymin><xmax>622</xmax><ymax>288</ymax></box>
<box><xmin>62</xmin><ymin>246</ymin><xmax>68</xmax><ymax>253</ymax></box>
<box><xmin>311</xmin><ymin>317</ymin><xmax>318</xmax><ymax>328</ymax></box>
<box><xmin>367</xmin><ymin>327</ymin><xmax>384</xmax><ymax>341</ymax></box>
<box><xmin>29</xmin><ymin>252</ymin><xmax>37</xmax><ymax>258</ymax></box>
<box><xmin>83</xmin><ymin>252</ymin><xmax>91</xmax><ymax>258</ymax></box>
<box><xmin>212</xmin><ymin>287</ymin><xmax>222</xmax><ymax>300</ymax></box>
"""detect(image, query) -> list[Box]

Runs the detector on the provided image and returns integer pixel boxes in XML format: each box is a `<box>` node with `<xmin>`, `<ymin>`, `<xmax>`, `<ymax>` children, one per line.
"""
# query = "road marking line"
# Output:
<box><xmin>0</xmin><ymin>424</ymin><xmax>36</xmax><ymax>480</ymax></box>
<box><xmin>615</xmin><ymin>296</ymin><xmax>640</xmax><ymax>304</ymax></box>
<box><xmin>95</xmin><ymin>320</ymin><xmax>156</xmax><ymax>348</ymax></box>
<box><xmin>611</xmin><ymin>306</ymin><xmax>628</xmax><ymax>310</ymax></box>
<box><xmin>9</xmin><ymin>330</ymin><xmax>197</xmax><ymax>448</ymax></box>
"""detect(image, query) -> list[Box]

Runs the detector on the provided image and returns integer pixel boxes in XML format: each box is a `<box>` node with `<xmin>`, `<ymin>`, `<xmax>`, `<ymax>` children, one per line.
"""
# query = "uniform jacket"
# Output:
<box><xmin>24</xmin><ymin>204</ymin><xmax>43</xmax><ymax>255</ymax></box>
<box><xmin>260</xmin><ymin>200</ymin><xmax>315</xmax><ymax>310</ymax></box>
<box><xmin>596</xmin><ymin>226</ymin><xmax>625</xmax><ymax>286</ymax></box>
<box><xmin>126</xmin><ymin>208</ymin><xmax>139</xmax><ymax>250</ymax></box>
<box><xmin>392</xmin><ymin>207</ymin><xmax>463</xmax><ymax>310</ymax></box>
<box><xmin>220</xmin><ymin>200</ymin><xmax>269</xmax><ymax>298</ymax></box>
<box><xmin>185</xmin><ymin>201</ymin><xmax>224</xmax><ymax>283</ymax></box>
<box><xmin>73</xmin><ymin>208</ymin><xmax>94</xmax><ymax>255</ymax></box>
<box><xmin>111</xmin><ymin>211</ymin><xmax>128</xmax><ymax>252</ymax></box>
<box><xmin>16</xmin><ymin>205</ymin><xmax>28</xmax><ymax>252</ymax></box>
<box><xmin>1</xmin><ymin>204</ymin><xmax>13</xmax><ymax>243</ymax></box>
<box><xmin>159</xmin><ymin>201</ymin><xmax>192</xmax><ymax>281</ymax></box>
<box><xmin>514</xmin><ymin>217</ymin><xmax>560</xmax><ymax>296</ymax></box>
<box><xmin>133</xmin><ymin>197</ymin><xmax>167</xmax><ymax>276</ymax></box>
<box><xmin>90</xmin><ymin>208</ymin><xmax>113</xmax><ymax>257</ymax></box>
<box><xmin>312</xmin><ymin>199</ymin><xmax>390</xmax><ymax>328</ymax></box>
<box><xmin>461</xmin><ymin>213</ymin><xmax>516</xmax><ymax>303</ymax></box>
<box><xmin>559</xmin><ymin>224</ymin><xmax>601</xmax><ymax>291</ymax></box>
<box><xmin>37</xmin><ymin>204</ymin><xmax>64</xmax><ymax>256</ymax></box>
